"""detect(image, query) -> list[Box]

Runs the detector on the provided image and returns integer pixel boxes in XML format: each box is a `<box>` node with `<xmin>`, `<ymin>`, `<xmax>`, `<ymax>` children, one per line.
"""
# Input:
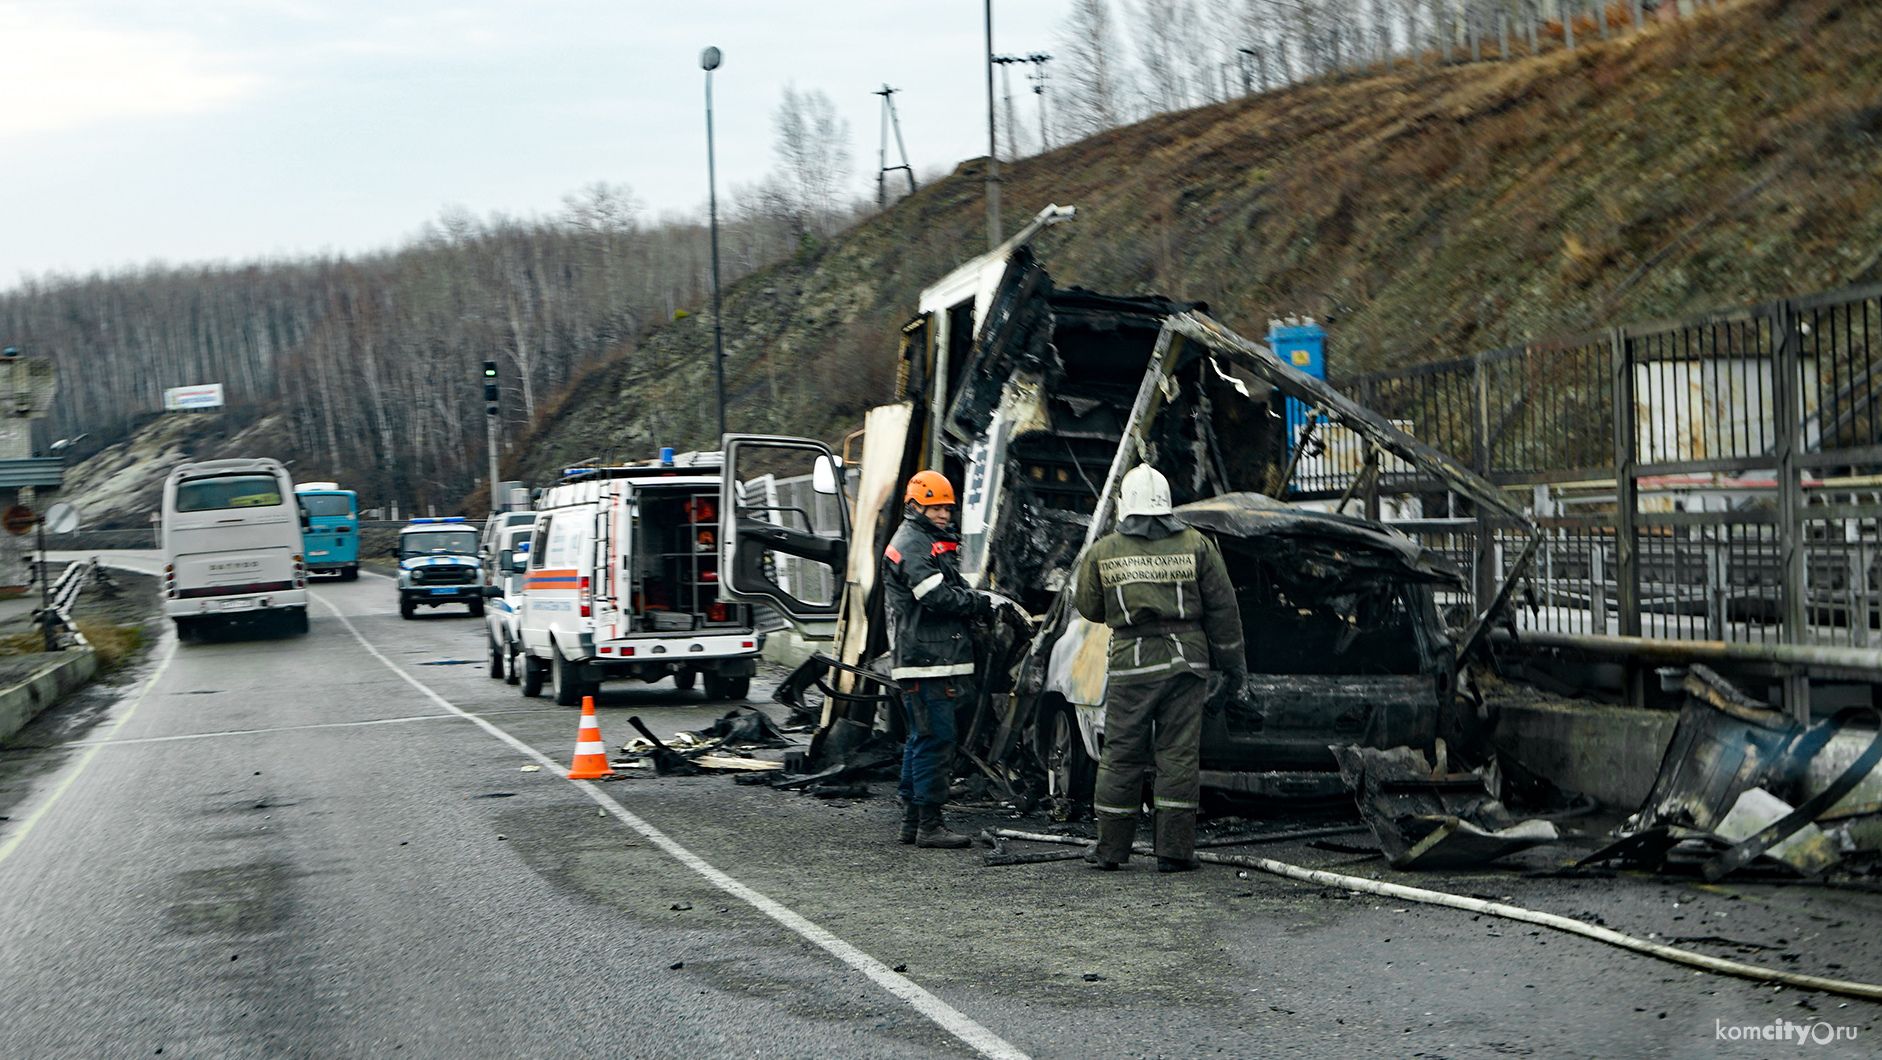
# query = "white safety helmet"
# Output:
<box><xmin>1118</xmin><ymin>464</ymin><xmax>1173</xmax><ymax>519</ymax></box>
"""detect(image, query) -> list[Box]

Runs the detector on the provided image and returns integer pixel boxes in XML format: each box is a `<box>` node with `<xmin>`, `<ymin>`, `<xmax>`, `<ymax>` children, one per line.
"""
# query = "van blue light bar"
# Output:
<box><xmin>409</xmin><ymin>517</ymin><xmax>467</xmax><ymax>524</ymax></box>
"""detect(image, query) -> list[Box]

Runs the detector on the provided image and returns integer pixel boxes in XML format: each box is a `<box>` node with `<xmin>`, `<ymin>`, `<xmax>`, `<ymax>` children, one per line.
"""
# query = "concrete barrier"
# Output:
<box><xmin>1494</xmin><ymin>700</ymin><xmax>1679</xmax><ymax>812</ymax></box>
<box><xmin>0</xmin><ymin>648</ymin><xmax>99</xmax><ymax>743</ymax></box>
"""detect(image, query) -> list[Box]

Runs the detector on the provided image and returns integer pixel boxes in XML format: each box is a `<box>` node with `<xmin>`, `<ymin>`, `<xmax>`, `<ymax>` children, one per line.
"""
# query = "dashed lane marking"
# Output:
<box><xmin>314</xmin><ymin>592</ymin><xmax>1031</xmax><ymax>1060</ymax></box>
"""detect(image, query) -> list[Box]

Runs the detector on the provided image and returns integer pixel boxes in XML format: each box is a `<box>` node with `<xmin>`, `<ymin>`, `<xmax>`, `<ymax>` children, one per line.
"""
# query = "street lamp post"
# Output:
<box><xmin>701</xmin><ymin>46</ymin><xmax>729</xmax><ymax>442</ymax></box>
<box><xmin>983</xmin><ymin>0</ymin><xmax>1002</xmax><ymax>248</ymax></box>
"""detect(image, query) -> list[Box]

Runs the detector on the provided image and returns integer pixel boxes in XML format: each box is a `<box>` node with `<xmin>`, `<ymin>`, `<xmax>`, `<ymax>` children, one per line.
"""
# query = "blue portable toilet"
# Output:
<box><xmin>1268</xmin><ymin>316</ymin><xmax>1328</xmax><ymax>464</ymax></box>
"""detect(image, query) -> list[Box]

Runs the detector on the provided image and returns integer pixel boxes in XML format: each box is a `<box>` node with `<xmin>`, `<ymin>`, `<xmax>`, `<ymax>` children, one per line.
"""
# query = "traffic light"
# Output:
<box><xmin>482</xmin><ymin>361</ymin><xmax>498</xmax><ymax>403</ymax></box>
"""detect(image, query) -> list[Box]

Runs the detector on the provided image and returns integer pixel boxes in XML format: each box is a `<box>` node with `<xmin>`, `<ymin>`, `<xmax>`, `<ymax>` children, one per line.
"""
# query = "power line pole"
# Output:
<box><xmin>874</xmin><ymin>85</ymin><xmax>917</xmax><ymax>207</ymax></box>
<box><xmin>993</xmin><ymin>55</ymin><xmax>1023</xmax><ymax>159</ymax></box>
<box><xmin>1026</xmin><ymin>53</ymin><xmax>1052</xmax><ymax>152</ymax></box>
<box><xmin>983</xmin><ymin>0</ymin><xmax>1001</xmax><ymax>248</ymax></box>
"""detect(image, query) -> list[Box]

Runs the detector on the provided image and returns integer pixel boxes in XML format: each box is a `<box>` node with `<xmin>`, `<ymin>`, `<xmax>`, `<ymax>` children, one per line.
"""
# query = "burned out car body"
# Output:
<box><xmin>1040</xmin><ymin>492</ymin><xmax>1470</xmax><ymax>800</ymax></box>
<box><xmin>746</xmin><ymin>205</ymin><xmax>1538</xmax><ymax>802</ymax></box>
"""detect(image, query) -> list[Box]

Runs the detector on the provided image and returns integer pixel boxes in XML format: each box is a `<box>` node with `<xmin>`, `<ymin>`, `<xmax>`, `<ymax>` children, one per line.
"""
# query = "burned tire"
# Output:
<box><xmin>703</xmin><ymin>675</ymin><xmax>750</xmax><ymax>701</ymax></box>
<box><xmin>1044</xmin><ymin>698</ymin><xmax>1097</xmax><ymax>804</ymax></box>
<box><xmin>673</xmin><ymin>669</ymin><xmax>697</xmax><ymax>691</ymax></box>
<box><xmin>551</xmin><ymin>651</ymin><xmax>585</xmax><ymax>706</ymax></box>
<box><xmin>488</xmin><ymin>636</ymin><xmax>506</xmax><ymax>679</ymax></box>
<box><xmin>521</xmin><ymin>655</ymin><xmax>546</xmax><ymax>698</ymax></box>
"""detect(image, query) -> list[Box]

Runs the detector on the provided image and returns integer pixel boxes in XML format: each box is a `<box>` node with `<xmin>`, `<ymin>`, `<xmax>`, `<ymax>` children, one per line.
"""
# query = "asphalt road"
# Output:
<box><xmin>2</xmin><ymin>560</ymin><xmax>1880</xmax><ymax>1059</ymax></box>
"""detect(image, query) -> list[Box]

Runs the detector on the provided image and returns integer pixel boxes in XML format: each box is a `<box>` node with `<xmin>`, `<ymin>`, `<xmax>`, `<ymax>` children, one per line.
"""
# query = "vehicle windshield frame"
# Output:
<box><xmin>299</xmin><ymin>494</ymin><xmax>355</xmax><ymax>518</ymax></box>
<box><xmin>173</xmin><ymin>474</ymin><xmax>286</xmax><ymax>513</ymax></box>
<box><xmin>399</xmin><ymin>530</ymin><xmax>479</xmax><ymax>557</ymax></box>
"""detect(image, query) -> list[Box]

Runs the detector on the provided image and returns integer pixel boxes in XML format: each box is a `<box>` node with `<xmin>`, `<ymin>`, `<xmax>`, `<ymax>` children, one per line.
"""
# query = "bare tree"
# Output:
<box><xmin>756</xmin><ymin>86</ymin><xmax>854</xmax><ymax>243</ymax></box>
<box><xmin>1055</xmin><ymin>0</ymin><xmax>1130</xmax><ymax>138</ymax></box>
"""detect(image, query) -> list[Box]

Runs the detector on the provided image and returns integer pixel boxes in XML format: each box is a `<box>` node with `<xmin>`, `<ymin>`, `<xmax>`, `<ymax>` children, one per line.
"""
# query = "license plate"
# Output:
<box><xmin>428</xmin><ymin>588</ymin><xmax>458</xmax><ymax>596</ymax></box>
<box><xmin>217</xmin><ymin>599</ymin><xmax>257</xmax><ymax>612</ymax></box>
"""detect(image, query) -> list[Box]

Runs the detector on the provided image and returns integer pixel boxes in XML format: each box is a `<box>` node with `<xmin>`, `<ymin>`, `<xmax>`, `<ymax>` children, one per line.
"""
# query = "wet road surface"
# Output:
<box><xmin>1</xmin><ymin>563</ymin><xmax>1878</xmax><ymax>1058</ymax></box>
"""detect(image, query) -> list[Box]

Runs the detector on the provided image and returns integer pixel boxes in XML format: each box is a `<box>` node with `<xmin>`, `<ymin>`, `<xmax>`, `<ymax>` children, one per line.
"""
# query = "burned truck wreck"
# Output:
<box><xmin>732</xmin><ymin>205</ymin><xmax>1539</xmax><ymax>810</ymax></box>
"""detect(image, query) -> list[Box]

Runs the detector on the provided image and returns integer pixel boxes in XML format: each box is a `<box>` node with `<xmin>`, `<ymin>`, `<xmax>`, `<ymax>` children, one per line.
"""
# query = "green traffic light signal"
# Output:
<box><xmin>482</xmin><ymin>360</ymin><xmax>498</xmax><ymax>378</ymax></box>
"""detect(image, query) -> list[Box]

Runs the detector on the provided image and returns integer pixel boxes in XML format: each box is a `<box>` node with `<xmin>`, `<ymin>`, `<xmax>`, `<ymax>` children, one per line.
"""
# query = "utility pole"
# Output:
<box><xmin>874</xmin><ymin>85</ymin><xmax>917</xmax><ymax>207</ymax></box>
<box><xmin>483</xmin><ymin>361</ymin><xmax>500</xmax><ymax>511</ymax></box>
<box><xmin>1026</xmin><ymin>53</ymin><xmax>1052</xmax><ymax>152</ymax></box>
<box><xmin>983</xmin><ymin>0</ymin><xmax>1001</xmax><ymax>248</ymax></box>
<box><xmin>992</xmin><ymin>55</ymin><xmax>1023</xmax><ymax>159</ymax></box>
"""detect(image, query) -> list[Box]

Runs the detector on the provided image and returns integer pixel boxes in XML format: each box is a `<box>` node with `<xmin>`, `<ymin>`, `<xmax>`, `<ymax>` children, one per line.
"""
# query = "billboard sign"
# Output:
<box><xmin>163</xmin><ymin>383</ymin><xmax>225</xmax><ymax>410</ymax></box>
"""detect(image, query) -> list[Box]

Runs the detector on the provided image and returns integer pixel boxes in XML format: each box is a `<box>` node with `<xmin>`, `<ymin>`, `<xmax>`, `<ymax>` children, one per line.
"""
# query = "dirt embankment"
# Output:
<box><xmin>508</xmin><ymin>0</ymin><xmax>1882</xmax><ymax>491</ymax></box>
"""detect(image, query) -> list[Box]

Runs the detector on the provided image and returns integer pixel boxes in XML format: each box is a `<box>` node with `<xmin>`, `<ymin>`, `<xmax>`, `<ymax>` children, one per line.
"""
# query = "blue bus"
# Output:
<box><xmin>294</xmin><ymin>483</ymin><xmax>360</xmax><ymax>580</ymax></box>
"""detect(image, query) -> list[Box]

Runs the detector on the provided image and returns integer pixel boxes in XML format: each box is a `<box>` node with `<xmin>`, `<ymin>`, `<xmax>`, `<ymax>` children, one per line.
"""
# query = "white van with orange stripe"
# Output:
<box><xmin>512</xmin><ymin>452</ymin><xmax>751</xmax><ymax>706</ymax></box>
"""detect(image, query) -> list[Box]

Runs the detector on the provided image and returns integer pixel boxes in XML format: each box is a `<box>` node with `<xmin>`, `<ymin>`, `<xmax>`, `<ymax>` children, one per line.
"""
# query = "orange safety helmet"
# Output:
<box><xmin>904</xmin><ymin>470</ymin><xmax>956</xmax><ymax>506</ymax></box>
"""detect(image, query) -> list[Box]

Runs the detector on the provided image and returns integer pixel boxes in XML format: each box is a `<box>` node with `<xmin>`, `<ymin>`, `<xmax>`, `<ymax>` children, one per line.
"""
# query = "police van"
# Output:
<box><xmin>396</xmin><ymin>517</ymin><xmax>493</xmax><ymax>619</ymax></box>
<box><xmin>514</xmin><ymin>439</ymin><xmax>849</xmax><ymax>706</ymax></box>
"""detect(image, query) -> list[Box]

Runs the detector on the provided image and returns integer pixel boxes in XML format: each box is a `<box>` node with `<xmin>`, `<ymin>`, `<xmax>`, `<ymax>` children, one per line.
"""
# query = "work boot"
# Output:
<box><xmin>1084</xmin><ymin>844</ymin><xmax>1121</xmax><ymax>871</ymax></box>
<box><xmin>915</xmin><ymin>804</ymin><xmax>970</xmax><ymax>849</ymax></box>
<box><xmin>897</xmin><ymin>798</ymin><xmax>920</xmax><ymax>845</ymax></box>
<box><xmin>1156</xmin><ymin>856</ymin><xmax>1201</xmax><ymax>873</ymax></box>
<box><xmin>1095</xmin><ymin>816</ymin><xmax>1137</xmax><ymax>866</ymax></box>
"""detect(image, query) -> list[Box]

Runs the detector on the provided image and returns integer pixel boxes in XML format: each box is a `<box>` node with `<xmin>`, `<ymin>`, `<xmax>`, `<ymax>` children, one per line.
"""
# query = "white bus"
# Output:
<box><xmin>162</xmin><ymin>457</ymin><xmax>309</xmax><ymax>639</ymax></box>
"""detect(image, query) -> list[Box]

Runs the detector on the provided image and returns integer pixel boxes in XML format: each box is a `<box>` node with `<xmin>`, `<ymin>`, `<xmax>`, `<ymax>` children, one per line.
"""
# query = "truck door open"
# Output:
<box><xmin>718</xmin><ymin>436</ymin><xmax>850</xmax><ymax>633</ymax></box>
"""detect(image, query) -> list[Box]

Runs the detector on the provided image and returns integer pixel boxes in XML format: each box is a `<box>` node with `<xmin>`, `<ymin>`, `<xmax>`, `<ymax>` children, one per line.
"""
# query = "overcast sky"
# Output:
<box><xmin>0</xmin><ymin>0</ymin><xmax>1075</xmax><ymax>286</ymax></box>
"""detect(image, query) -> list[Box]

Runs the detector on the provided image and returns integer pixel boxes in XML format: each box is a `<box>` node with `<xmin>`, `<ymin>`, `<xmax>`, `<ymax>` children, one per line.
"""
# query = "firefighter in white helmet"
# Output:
<box><xmin>1073</xmin><ymin>464</ymin><xmax>1245</xmax><ymax>871</ymax></box>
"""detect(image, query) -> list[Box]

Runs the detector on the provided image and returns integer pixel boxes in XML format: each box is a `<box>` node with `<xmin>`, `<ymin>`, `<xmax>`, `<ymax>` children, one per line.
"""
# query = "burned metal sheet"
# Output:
<box><xmin>1332</xmin><ymin>744</ymin><xmax>1559</xmax><ymax>869</ymax></box>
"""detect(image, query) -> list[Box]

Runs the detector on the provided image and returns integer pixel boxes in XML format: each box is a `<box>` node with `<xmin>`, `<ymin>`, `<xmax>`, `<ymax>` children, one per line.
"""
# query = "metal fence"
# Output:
<box><xmin>1322</xmin><ymin>283</ymin><xmax>1882</xmax><ymax>675</ymax></box>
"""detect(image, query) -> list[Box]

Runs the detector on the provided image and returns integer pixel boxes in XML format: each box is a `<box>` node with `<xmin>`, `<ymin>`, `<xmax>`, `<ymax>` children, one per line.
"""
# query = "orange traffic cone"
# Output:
<box><xmin>567</xmin><ymin>696</ymin><xmax>615</xmax><ymax>780</ymax></box>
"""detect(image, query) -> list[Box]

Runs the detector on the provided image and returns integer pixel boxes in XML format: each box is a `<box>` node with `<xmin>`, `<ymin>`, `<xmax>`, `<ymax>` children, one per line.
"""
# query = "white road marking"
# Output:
<box><xmin>0</xmin><ymin>638</ymin><xmax>179</xmax><ymax>870</ymax></box>
<box><xmin>70</xmin><ymin>708</ymin><xmax>564</xmax><ymax>747</ymax></box>
<box><xmin>314</xmin><ymin>592</ymin><xmax>1031</xmax><ymax>1060</ymax></box>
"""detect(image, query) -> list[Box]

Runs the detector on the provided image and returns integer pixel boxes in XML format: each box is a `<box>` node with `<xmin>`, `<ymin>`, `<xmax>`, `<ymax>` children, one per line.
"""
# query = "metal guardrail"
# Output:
<box><xmin>36</xmin><ymin>559</ymin><xmax>97</xmax><ymax>650</ymax></box>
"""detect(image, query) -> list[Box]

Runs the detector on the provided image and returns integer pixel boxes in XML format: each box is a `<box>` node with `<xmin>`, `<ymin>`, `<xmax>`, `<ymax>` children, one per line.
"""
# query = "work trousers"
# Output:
<box><xmin>898</xmin><ymin>677</ymin><xmax>967</xmax><ymax>807</ymax></box>
<box><xmin>1093</xmin><ymin>672</ymin><xmax>1207</xmax><ymax>863</ymax></box>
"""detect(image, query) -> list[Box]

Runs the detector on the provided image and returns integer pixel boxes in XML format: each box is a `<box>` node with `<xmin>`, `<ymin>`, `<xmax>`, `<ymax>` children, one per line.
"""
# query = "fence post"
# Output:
<box><xmin>1774</xmin><ymin>299</ymin><xmax>1811</xmax><ymax>720</ymax></box>
<box><xmin>1590</xmin><ymin>541</ymin><xmax>1609</xmax><ymax>635</ymax></box>
<box><xmin>1361</xmin><ymin>377</ymin><xmax>1383</xmax><ymax>522</ymax></box>
<box><xmin>1611</xmin><ymin>326</ymin><xmax>1642</xmax><ymax>701</ymax></box>
<box><xmin>1473</xmin><ymin>350</ymin><xmax>1497</xmax><ymax>612</ymax></box>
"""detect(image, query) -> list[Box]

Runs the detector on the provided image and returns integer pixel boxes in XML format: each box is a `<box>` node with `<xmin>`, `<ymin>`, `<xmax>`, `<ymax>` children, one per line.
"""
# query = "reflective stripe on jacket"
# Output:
<box><xmin>881</xmin><ymin>512</ymin><xmax>981</xmax><ymax>680</ymax></box>
<box><xmin>1073</xmin><ymin>525</ymin><xmax>1244</xmax><ymax>686</ymax></box>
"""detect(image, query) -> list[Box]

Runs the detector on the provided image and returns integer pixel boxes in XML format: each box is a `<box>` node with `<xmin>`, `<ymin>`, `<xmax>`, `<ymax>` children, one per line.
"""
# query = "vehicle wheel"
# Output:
<box><xmin>504</xmin><ymin>645</ymin><xmax>521</xmax><ymax>685</ymax></box>
<box><xmin>487</xmin><ymin>636</ymin><xmax>506</xmax><ymax>679</ymax></box>
<box><xmin>673</xmin><ymin>669</ymin><xmax>697</xmax><ymax>691</ymax></box>
<box><xmin>521</xmin><ymin>655</ymin><xmax>546</xmax><ymax>698</ymax></box>
<box><xmin>173</xmin><ymin>617</ymin><xmax>197</xmax><ymax>643</ymax></box>
<box><xmin>551</xmin><ymin>651</ymin><xmax>585</xmax><ymax>706</ymax></box>
<box><xmin>399</xmin><ymin>595</ymin><xmax>415</xmax><ymax>620</ymax></box>
<box><xmin>286</xmin><ymin>608</ymin><xmax>310</xmax><ymax>635</ymax></box>
<box><xmin>469</xmin><ymin>597</ymin><xmax>485</xmax><ymax>619</ymax></box>
<box><xmin>1044</xmin><ymin>699</ymin><xmax>1097</xmax><ymax>804</ymax></box>
<box><xmin>340</xmin><ymin>566</ymin><xmax>359</xmax><ymax>582</ymax></box>
<box><xmin>704</xmin><ymin>675</ymin><xmax>750</xmax><ymax>701</ymax></box>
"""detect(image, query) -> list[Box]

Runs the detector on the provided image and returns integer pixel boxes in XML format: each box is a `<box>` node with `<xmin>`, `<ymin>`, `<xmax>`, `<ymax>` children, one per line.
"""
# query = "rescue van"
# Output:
<box><xmin>515</xmin><ymin>439</ymin><xmax>849</xmax><ymax>706</ymax></box>
<box><xmin>161</xmin><ymin>457</ymin><xmax>309</xmax><ymax>639</ymax></box>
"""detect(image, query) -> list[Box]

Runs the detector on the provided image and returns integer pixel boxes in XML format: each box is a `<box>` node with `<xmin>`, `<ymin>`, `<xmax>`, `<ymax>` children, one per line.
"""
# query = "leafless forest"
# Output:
<box><xmin>0</xmin><ymin>0</ymin><xmax>1678</xmax><ymax>512</ymax></box>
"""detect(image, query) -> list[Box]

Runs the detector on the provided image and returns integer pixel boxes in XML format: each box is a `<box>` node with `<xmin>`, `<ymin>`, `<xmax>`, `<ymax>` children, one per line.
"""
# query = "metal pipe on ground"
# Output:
<box><xmin>990</xmin><ymin>828</ymin><xmax>1882</xmax><ymax>1002</ymax></box>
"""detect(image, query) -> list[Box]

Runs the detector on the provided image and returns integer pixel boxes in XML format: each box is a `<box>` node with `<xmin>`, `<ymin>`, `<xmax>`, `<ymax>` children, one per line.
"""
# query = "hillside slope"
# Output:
<box><xmin>510</xmin><ymin>0</ymin><xmax>1882</xmax><ymax>489</ymax></box>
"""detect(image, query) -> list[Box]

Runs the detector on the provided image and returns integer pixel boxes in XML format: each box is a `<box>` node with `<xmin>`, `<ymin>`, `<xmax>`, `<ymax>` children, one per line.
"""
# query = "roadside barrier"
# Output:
<box><xmin>566</xmin><ymin>696</ymin><xmax>615</xmax><ymax>780</ymax></box>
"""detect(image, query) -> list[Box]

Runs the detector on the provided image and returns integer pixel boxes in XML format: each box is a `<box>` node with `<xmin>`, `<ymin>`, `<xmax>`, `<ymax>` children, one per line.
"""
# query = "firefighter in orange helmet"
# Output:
<box><xmin>880</xmin><ymin>470</ymin><xmax>993</xmax><ymax>848</ymax></box>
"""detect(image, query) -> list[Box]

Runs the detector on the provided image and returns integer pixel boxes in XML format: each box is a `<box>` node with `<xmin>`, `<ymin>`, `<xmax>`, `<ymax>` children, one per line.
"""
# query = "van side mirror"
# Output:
<box><xmin>812</xmin><ymin>454</ymin><xmax>840</xmax><ymax>496</ymax></box>
<box><xmin>500</xmin><ymin>550</ymin><xmax>518</xmax><ymax>572</ymax></box>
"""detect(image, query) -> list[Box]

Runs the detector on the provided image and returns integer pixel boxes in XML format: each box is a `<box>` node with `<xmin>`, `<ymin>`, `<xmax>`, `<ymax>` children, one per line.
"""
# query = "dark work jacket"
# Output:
<box><xmin>1073</xmin><ymin>525</ymin><xmax>1245</xmax><ymax>686</ymax></box>
<box><xmin>881</xmin><ymin>510</ymin><xmax>984</xmax><ymax>680</ymax></box>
